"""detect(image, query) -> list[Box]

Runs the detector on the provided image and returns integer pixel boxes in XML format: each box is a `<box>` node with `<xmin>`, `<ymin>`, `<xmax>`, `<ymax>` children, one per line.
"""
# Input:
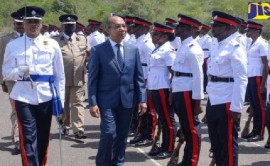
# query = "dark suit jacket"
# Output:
<box><xmin>88</xmin><ymin>39</ymin><xmax>146</xmax><ymax>109</ymax></box>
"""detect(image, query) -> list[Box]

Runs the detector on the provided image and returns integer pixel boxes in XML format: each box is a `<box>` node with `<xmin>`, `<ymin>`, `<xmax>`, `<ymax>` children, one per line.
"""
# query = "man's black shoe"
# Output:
<box><xmin>75</xmin><ymin>131</ymin><xmax>87</xmax><ymax>139</ymax></box>
<box><xmin>129</xmin><ymin>135</ymin><xmax>142</xmax><ymax>144</ymax></box>
<box><xmin>148</xmin><ymin>147</ymin><xmax>161</xmax><ymax>156</ymax></box>
<box><xmin>241</xmin><ymin>132</ymin><xmax>254</xmax><ymax>139</ymax></box>
<box><xmin>61</xmin><ymin>128</ymin><xmax>69</xmax><ymax>135</ymax></box>
<box><xmin>265</xmin><ymin>141</ymin><xmax>270</xmax><ymax>149</ymax></box>
<box><xmin>247</xmin><ymin>135</ymin><xmax>264</xmax><ymax>142</ymax></box>
<box><xmin>264</xmin><ymin>139</ymin><xmax>270</xmax><ymax>149</ymax></box>
<box><xmin>177</xmin><ymin>160</ymin><xmax>186</xmax><ymax>166</ymax></box>
<box><xmin>135</xmin><ymin>139</ymin><xmax>153</xmax><ymax>147</ymax></box>
<box><xmin>155</xmin><ymin>151</ymin><xmax>172</xmax><ymax>159</ymax></box>
<box><xmin>128</xmin><ymin>129</ymin><xmax>136</xmax><ymax>137</ymax></box>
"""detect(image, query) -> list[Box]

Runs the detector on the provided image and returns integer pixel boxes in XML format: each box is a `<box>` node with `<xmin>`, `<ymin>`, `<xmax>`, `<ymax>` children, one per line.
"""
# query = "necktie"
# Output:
<box><xmin>115</xmin><ymin>43</ymin><xmax>124</xmax><ymax>69</ymax></box>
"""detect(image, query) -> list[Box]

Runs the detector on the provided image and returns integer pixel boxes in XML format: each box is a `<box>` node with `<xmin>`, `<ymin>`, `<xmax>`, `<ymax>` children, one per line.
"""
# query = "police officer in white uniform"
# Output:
<box><xmin>206</xmin><ymin>11</ymin><xmax>247</xmax><ymax>166</ymax></box>
<box><xmin>242</xmin><ymin>21</ymin><xmax>268</xmax><ymax>142</ymax></box>
<box><xmin>2</xmin><ymin>6</ymin><xmax>65</xmax><ymax>165</ymax></box>
<box><xmin>172</xmin><ymin>14</ymin><xmax>204</xmax><ymax>166</ymax></box>
<box><xmin>148</xmin><ymin>22</ymin><xmax>177</xmax><ymax>159</ymax></box>
<box><xmin>123</xmin><ymin>16</ymin><xmax>136</xmax><ymax>46</ymax></box>
<box><xmin>164</xmin><ymin>18</ymin><xmax>181</xmax><ymax>50</ymax></box>
<box><xmin>129</xmin><ymin>17</ymin><xmax>157</xmax><ymax>146</ymax></box>
<box><xmin>87</xmin><ymin>19</ymin><xmax>106</xmax><ymax>48</ymax></box>
<box><xmin>199</xmin><ymin>24</ymin><xmax>212</xmax><ymax>94</ymax></box>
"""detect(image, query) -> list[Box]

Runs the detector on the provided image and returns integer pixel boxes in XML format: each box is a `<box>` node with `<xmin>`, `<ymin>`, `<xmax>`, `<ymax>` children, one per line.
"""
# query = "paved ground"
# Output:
<box><xmin>0</xmin><ymin>90</ymin><xmax>270</xmax><ymax>166</ymax></box>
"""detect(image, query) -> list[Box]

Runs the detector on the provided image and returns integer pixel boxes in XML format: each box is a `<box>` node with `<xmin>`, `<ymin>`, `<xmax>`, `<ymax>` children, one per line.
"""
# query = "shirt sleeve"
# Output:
<box><xmin>163</xmin><ymin>50</ymin><xmax>176</xmax><ymax>66</ymax></box>
<box><xmin>230</xmin><ymin>46</ymin><xmax>248</xmax><ymax>112</ymax></box>
<box><xmin>52</xmin><ymin>41</ymin><xmax>65</xmax><ymax>108</ymax></box>
<box><xmin>259</xmin><ymin>41</ymin><xmax>269</xmax><ymax>57</ymax></box>
<box><xmin>2</xmin><ymin>43</ymin><xmax>24</xmax><ymax>81</ymax></box>
<box><xmin>189</xmin><ymin>45</ymin><xmax>204</xmax><ymax>100</ymax></box>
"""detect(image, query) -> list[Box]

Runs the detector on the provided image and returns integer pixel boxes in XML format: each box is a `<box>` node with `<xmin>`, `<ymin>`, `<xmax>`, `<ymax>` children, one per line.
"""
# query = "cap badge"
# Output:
<box><xmin>31</xmin><ymin>10</ymin><xmax>36</xmax><ymax>16</ymax></box>
<box><xmin>67</xmin><ymin>17</ymin><xmax>71</xmax><ymax>21</ymax></box>
<box><xmin>213</xmin><ymin>16</ymin><xmax>218</xmax><ymax>20</ymax></box>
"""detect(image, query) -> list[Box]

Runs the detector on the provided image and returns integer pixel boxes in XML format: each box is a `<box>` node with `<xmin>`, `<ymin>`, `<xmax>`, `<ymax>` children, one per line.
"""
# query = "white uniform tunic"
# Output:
<box><xmin>247</xmin><ymin>36</ymin><xmax>268</xmax><ymax>77</ymax></box>
<box><xmin>2</xmin><ymin>34</ymin><xmax>65</xmax><ymax>107</ymax></box>
<box><xmin>207</xmin><ymin>34</ymin><xmax>248</xmax><ymax>113</ymax></box>
<box><xmin>148</xmin><ymin>41</ymin><xmax>176</xmax><ymax>90</ymax></box>
<box><xmin>266</xmin><ymin>51</ymin><xmax>270</xmax><ymax>102</ymax></box>
<box><xmin>87</xmin><ymin>30</ymin><xmax>106</xmax><ymax>48</ymax></box>
<box><xmin>172</xmin><ymin>36</ymin><xmax>204</xmax><ymax>100</ymax></box>
<box><xmin>136</xmin><ymin>33</ymin><xmax>155</xmax><ymax>79</ymax></box>
<box><xmin>170</xmin><ymin>37</ymin><xmax>181</xmax><ymax>50</ymax></box>
<box><xmin>124</xmin><ymin>33</ymin><xmax>136</xmax><ymax>45</ymax></box>
<box><xmin>198</xmin><ymin>34</ymin><xmax>212</xmax><ymax>58</ymax></box>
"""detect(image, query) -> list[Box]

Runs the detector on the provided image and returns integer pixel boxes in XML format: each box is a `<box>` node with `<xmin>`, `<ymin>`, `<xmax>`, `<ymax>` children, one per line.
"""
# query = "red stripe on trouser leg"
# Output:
<box><xmin>183</xmin><ymin>92</ymin><xmax>199</xmax><ymax>166</ymax></box>
<box><xmin>255</xmin><ymin>77</ymin><xmax>266</xmax><ymax>136</ymax></box>
<box><xmin>225</xmin><ymin>103</ymin><xmax>233</xmax><ymax>166</ymax></box>
<box><xmin>13</xmin><ymin>101</ymin><xmax>30</xmax><ymax>166</ymax></box>
<box><xmin>147</xmin><ymin>94</ymin><xmax>157</xmax><ymax>140</ymax></box>
<box><xmin>158</xmin><ymin>89</ymin><xmax>174</xmax><ymax>152</ymax></box>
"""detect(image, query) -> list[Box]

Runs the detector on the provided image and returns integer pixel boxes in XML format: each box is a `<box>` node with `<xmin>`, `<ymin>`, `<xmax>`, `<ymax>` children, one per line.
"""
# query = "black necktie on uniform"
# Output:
<box><xmin>115</xmin><ymin>43</ymin><xmax>124</xmax><ymax>69</ymax></box>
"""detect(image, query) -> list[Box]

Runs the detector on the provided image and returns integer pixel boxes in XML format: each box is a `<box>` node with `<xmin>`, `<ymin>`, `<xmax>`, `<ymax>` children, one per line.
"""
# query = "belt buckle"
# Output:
<box><xmin>211</xmin><ymin>76</ymin><xmax>217</xmax><ymax>82</ymax></box>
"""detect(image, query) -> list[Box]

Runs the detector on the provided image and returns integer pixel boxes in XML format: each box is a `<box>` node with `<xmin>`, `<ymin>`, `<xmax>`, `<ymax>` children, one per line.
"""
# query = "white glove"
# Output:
<box><xmin>18</xmin><ymin>65</ymin><xmax>30</xmax><ymax>76</ymax></box>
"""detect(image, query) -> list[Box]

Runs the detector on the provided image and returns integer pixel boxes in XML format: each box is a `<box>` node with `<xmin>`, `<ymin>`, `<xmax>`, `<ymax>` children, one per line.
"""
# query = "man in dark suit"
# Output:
<box><xmin>88</xmin><ymin>16</ymin><xmax>147</xmax><ymax>166</ymax></box>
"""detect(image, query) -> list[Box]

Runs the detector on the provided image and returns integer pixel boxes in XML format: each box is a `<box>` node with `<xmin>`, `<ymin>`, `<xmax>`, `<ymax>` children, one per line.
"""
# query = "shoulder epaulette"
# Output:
<box><xmin>188</xmin><ymin>43</ymin><xmax>194</xmax><ymax>47</ymax></box>
<box><xmin>231</xmin><ymin>39</ymin><xmax>240</xmax><ymax>47</ymax></box>
<box><xmin>0</xmin><ymin>32</ymin><xmax>13</xmax><ymax>39</ymax></box>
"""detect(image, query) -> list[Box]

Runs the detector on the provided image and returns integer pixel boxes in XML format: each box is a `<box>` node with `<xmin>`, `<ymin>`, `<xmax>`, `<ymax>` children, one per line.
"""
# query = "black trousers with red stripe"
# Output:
<box><xmin>135</xmin><ymin>92</ymin><xmax>157</xmax><ymax>140</ymax></box>
<box><xmin>206</xmin><ymin>100</ymin><xmax>238</xmax><ymax>166</ymax></box>
<box><xmin>15</xmin><ymin>100</ymin><xmax>52</xmax><ymax>166</ymax></box>
<box><xmin>173</xmin><ymin>91</ymin><xmax>201</xmax><ymax>166</ymax></box>
<box><xmin>151</xmin><ymin>89</ymin><xmax>176</xmax><ymax>153</ymax></box>
<box><xmin>247</xmin><ymin>76</ymin><xmax>266</xmax><ymax>136</ymax></box>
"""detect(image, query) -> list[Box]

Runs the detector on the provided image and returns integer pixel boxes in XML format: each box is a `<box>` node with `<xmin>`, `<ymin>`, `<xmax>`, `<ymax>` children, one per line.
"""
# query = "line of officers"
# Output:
<box><xmin>0</xmin><ymin>7</ymin><xmax>270</xmax><ymax>166</ymax></box>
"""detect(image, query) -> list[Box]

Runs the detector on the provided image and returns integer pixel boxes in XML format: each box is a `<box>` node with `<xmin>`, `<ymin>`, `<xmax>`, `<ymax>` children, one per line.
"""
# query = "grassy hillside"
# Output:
<box><xmin>1</xmin><ymin>0</ymin><xmax>269</xmax><ymax>38</ymax></box>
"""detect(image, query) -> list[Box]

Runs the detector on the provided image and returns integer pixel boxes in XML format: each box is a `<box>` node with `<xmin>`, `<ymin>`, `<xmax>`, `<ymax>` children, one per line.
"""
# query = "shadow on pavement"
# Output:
<box><xmin>239</xmin><ymin>144</ymin><xmax>269</xmax><ymax>154</ymax></box>
<box><xmin>85</xmin><ymin>125</ymin><xmax>100</xmax><ymax>131</ymax></box>
<box><xmin>0</xmin><ymin>140</ymin><xmax>14</xmax><ymax>154</ymax></box>
<box><xmin>251</xmin><ymin>161</ymin><xmax>270</xmax><ymax>166</ymax></box>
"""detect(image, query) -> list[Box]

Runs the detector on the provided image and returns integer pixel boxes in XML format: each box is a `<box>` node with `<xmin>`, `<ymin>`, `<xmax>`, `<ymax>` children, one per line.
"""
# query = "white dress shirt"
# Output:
<box><xmin>172</xmin><ymin>36</ymin><xmax>204</xmax><ymax>100</ymax></box>
<box><xmin>207</xmin><ymin>34</ymin><xmax>248</xmax><ymax>113</ymax></box>
<box><xmin>148</xmin><ymin>41</ymin><xmax>176</xmax><ymax>90</ymax></box>
<box><xmin>247</xmin><ymin>36</ymin><xmax>269</xmax><ymax>77</ymax></box>
<box><xmin>109</xmin><ymin>38</ymin><xmax>124</xmax><ymax>59</ymax></box>
<box><xmin>170</xmin><ymin>37</ymin><xmax>181</xmax><ymax>50</ymax></box>
<box><xmin>88</xmin><ymin>30</ymin><xmax>106</xmax><ymax>48</ymax></box>
<box><xmin>2</xmin><ymin>34</ymin><xmax>65</xmax><ymax>107</ymax></box>
<box><xmin>136</xmin><ymin>33</ymin><xmax>155</xmax><ymax>79</ymax></box>
<box><xmin>198</xmin><ymin>34</ymin><xmax>212</xmax><ymax>58</ymax></box>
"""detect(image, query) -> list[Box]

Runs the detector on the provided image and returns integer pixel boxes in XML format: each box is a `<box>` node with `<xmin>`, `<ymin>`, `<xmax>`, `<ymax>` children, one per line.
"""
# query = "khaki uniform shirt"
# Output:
<box><xmin>53</xmin><ymin>33</ymin><xmax>89</xmax><ymax>86</ymax></box>
<box><xmin>0</xmin><ymin>32</ymin><xmax>21</xmax><ymax>84</ymax></box>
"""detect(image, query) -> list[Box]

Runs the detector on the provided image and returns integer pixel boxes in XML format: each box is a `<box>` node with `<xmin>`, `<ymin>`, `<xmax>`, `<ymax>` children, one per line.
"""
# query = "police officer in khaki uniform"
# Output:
<box><xmin>53</xmin><ymin>14</ymin><xmax>89</xmax><ymax>139</ymax></box>
<box><xmin>0</xmin><ymin>11</ymin><xmax>24</xmax><ymax>154</ymax></box>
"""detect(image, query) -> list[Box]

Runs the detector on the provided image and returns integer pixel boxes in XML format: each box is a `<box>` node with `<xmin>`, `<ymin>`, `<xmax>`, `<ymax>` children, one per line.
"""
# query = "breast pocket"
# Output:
<box><xmin>16</xmin><ymin>54</ymin><xmax>30</xmax><ymax>66</ymax></box>
<box><xmin>214</xmin><ymin>56</ymin><xmax>227</xmax><ymax>72</ymax></box>
<box><xmin>36</xmin><ymin>50</ymin><xmax>52</xmax><ymax>64</ymax></box>
<box><xmin>176</xmin><ymin>52</ymin><xmax>186</xmax><ymax>64</ymax></box>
